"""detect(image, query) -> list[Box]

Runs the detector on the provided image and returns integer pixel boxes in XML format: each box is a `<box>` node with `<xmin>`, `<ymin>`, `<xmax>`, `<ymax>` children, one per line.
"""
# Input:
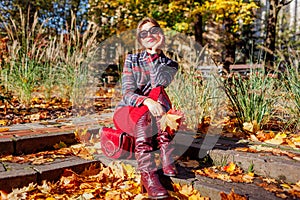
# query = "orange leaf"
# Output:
<box><xmin>159</xmin><ymin>110</ymin><xmax>183</xmax><ymax>132</ymax></box>
<box><xmin>0</xmin><ymin>190</ymin><xmax>8</xmax><ymax>199</ymax></box>
<box><xmin>0</xmin><ymin>127</ymin><xmax>9</xmax><ymax>132</ymax></box>
<box><xmin>220</xmin><ymin>189</ymin><xmax>247</xmax><ymax>200</ymax></box>
<box><xmin>222</xmin><ymin>162</ymin><xmax>236</xmax><ymax>174</ymax></box>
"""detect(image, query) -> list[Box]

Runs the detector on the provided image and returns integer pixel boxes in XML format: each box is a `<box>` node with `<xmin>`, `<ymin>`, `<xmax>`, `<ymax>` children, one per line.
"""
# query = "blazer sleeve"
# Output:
<box><xmin>121</xmin><ymin>54</ymin><xmax>148</xmax><ymax>107</ymax></box>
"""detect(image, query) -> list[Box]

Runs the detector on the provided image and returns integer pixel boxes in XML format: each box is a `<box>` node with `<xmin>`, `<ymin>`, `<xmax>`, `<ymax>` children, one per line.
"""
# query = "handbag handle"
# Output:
<box><xmin>103</xmin><ymin>132</ymin><xmax>132</xmax><ymax>157</ymax></box>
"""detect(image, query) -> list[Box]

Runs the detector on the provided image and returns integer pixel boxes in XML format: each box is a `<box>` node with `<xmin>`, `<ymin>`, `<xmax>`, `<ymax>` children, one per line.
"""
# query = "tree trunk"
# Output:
<box><xmin>265</xmin><ymin>0</ymin><xmax>278</xmax><ymax>69</ymax></box>
<box><xmin>194</xmin><ymin>13</ymin><xmax>203</xmax><ymax>46</ymax></box>
<box><xmin>265</xmin><ymin>0</ymin><xmax>293</xmax><ymax>69</ymax></box>
<box><xmin>223</xmin><ymin>18</ymin><xmax>236</xmax><ymax>73</ymax></box>
<box><xmin>223</xmin><ymin>42</ymin><xmax>236</xmax><ymax>73</ymax></box>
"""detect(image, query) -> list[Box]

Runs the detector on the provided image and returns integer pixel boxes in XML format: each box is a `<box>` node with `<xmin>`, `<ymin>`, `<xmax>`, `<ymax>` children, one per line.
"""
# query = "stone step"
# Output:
<box><xmin>94</xmin><ymin>154</ymin><xmax>282</xmax><ymax>200</ymax></box>
<box><xmin>172</xmin><ymin>131</ymin><xmax>300</xmax><ymax>183</ymax></box>
<box><xmin>1</xmin><ymin>117</ymin><xmax>299</xmax><ymax>199</ymax></box>
<box><xmin>0</xmin><ymin>152</ymin><xmax>285</xmax><ymax>200</ymax></box>
<box><xmin>0</xmin><ymin>156</ymin><xmax>100</xmax><ymax>193</ymax></box>
<box><xmin>0</xmin><ymin>115</ymin><xmax>105</xmax><ymax>155</ymax></box>
<box><xmin>0</xmin><ymin>136</ymin><xmax>293</xmax><ymax>199</ymax></box>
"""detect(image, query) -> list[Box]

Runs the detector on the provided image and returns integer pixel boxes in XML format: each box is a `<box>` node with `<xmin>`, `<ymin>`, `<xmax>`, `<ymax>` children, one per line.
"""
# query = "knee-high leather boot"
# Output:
<box><xmin>156</xmin><ymin>116</ymin><xmax>177</xmax><ymax>177</ymax></box>
<box><xmin>135</xmin><ymin>112</ymin><xmax>169</xmax><ymax>199</ymax></box>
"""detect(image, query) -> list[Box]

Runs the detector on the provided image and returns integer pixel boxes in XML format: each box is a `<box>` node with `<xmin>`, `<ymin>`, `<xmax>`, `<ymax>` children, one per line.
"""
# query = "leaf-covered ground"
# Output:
<box><xmin>0</xmin><ymin>135</ymin><xmax>299</xmax><ymax>199</ymax></box>
<box><xmin>194</xmin><ymin>162</ymin><xmax>300</xmax><ymax>199</ymax></box>
<box><xmin>0</xmin><ymin>141</ymin><xmax>210</xmax><ymax>200</ymax></box>
<box><xmin>0</xmin><ymin>87</ymin><xmax>117</xmax><ymax>126</ymax></box>
<box><xmin>1</xmin><ymin>86</ymin><xmax>300</xmax><ymax>199</ymax></box>
<box><xmin>1</xmin><ymin>161</ymin><xmax>205</xmax><ymax>200</ymax></box>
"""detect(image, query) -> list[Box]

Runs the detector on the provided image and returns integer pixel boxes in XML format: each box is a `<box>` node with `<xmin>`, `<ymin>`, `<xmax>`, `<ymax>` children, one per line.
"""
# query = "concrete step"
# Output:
<box><xmin>0</xmin><ymin>156</ymin><xmax>100</xmax><ymax>193</ymax></box>
<box><xmin>0</xmin><ymin>152</ymin><xmax>287</xmax><ymax>199</ymax></box>
<box><xmin>0</xmin><ymin>114</ymin><xmax>106</xmax><ymax>155</ymax></box>
<box><xmin>1</xmin><ymin>117</ymin><xmax>299</xmax><ymax>199</ymax></box>
<box><xmin>94</xmin><ymin>154</ymin><xmax>282</xmax><ymax>200</ymax></box>
<box><xmin>173</xmin><ymin>131</ymin><xmax>300</xmax><ymax>184</ymax></box>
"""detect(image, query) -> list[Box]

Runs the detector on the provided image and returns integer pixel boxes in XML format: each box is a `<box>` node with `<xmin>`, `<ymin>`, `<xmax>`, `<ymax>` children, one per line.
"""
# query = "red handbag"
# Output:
<box><xmin>99</xmin><ymin>127</ymin><xmax>135</xmax><ymax>159</ymax></box>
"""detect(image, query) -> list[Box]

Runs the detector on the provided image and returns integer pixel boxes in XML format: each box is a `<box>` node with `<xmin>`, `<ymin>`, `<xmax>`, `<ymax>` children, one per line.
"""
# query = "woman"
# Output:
<box><xmin>113</xmin><ymin>17</ymin><xmax>178</xmax><ymax>199</ymax></box>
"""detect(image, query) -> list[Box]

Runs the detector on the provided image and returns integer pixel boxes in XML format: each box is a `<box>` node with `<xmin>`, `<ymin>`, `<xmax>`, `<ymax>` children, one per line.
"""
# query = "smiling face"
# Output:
<box><xmin>138</xmin><ymin>22</ymin><xmax>163</xmax><ymax>50</ymax></box>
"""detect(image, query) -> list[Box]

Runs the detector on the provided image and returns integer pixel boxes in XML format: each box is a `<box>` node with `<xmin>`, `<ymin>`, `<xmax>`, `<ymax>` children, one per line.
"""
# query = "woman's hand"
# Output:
<box><xmin>143</xmin><ymin>98</ymin><xmax>165</xmax><ymax>117</ymax></box>
<box><xmin>148</xmin><ymin>34</ymin><xmax>165</xmax><ymax>54</ymax></box>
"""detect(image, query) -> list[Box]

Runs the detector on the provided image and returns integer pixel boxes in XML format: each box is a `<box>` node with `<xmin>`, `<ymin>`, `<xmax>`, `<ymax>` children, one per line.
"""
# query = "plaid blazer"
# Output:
<box><xmin>116</xmin><ymin>50</ymin><xmax>178</xmax><ymax>109</ymax></box>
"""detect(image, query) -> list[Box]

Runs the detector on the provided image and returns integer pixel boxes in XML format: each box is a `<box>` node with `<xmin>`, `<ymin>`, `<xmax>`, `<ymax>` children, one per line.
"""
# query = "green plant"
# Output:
<box><xmin>0</xmin><ymin>8</ymin><xmax>99</xmax><ymax>109</ymax></box>
<box><xmin>0</xmin><ymin>8</ymin><xmax>47</xmax><ymax>105</ymax></box>
<box><xmin>4</xmin><ymin>58</ymin><xmax>42</xmax><ymax>105</ymax></box>
<box><xmin>220</xmin><ymin>68</ymin><xmax>278</xmax><ymax>132</ymax></box>
<box><xmin>248</xmin><ymin>161</ymin><xmax>254</xmax><ymax>173</ymax></box>
<box><xmin>167</xmin><ymin>64</ymin><xmax>225</xmax><ymax>130</ymax></box>
<box><xmin>212</xmin><ymin>154</ymin><xmax>230</xmax><ymax>167</ymax></box>
<box><xmin>281</xmin><ymin>52</ymin><xmax>300</xmax><ymax>131</ymax></box>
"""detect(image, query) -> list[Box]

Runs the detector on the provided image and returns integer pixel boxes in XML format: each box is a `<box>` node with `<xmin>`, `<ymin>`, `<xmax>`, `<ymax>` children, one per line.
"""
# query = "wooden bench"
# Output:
<box><xmin>197</xmin><ymin>65</ymin><xmax>224</xmax><ymax>78</ymax></box>
<box><xmin>229</xmin><ymin>64</ymin><xmax>263</xmax><ymax>76</ymax></box>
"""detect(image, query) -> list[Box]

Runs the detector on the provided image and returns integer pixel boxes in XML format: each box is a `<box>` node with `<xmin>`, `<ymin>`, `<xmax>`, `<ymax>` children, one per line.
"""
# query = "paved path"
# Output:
<box><xmin>0</xmin><ymin>112</ymin><xmax>299</xmax><ymax>199</ymax></box>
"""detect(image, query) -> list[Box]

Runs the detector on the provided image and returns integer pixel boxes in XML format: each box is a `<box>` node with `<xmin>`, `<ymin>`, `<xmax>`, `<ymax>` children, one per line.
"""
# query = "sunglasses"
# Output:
<box><xmin>138</xmin><ymin>26</ymin><xmax>161</xmax><ymax>39</ymax></box>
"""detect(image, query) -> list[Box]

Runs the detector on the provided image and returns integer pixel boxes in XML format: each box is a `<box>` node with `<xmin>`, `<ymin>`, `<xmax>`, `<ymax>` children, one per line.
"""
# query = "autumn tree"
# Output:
<box><xmin>88</xmin><ymin>0</ymin><xmax>203</xmax><ymax>40</ymax></box>
<box><xmin>194</xmin><ymin>0</ymin><xmax>259</xmax><ymax>71</ymax></box>
<box><xmin>0</xmin><ymin>0</ymin><xmax>89</xmax><ymax>35</ymax></box>
<box><xmin>264</xmin><ymin>0</ymin><xmax>293</xmax><ymax>69</ymax></box>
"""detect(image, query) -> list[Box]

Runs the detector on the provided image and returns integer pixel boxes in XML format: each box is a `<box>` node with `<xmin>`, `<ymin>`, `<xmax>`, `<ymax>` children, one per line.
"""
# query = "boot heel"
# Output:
<box><xmin>140</xmin><ymin>172</ymin><xmax>169</xmax><ymax>199</ymax></box>
<box><xmin>140</xmin><ymin>182</ymin><xmax>146</xmax><ymax>193</ymax></box>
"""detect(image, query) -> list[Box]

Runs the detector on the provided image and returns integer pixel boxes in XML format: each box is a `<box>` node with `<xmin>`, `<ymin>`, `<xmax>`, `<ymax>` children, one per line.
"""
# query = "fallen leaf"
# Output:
<box><xmin>292</xmin><ymin>136</ymin><xmax>300</xmax><ymax>147</ymax></box>
<box><xmin>243</xmin><ymin>120</ymin><xmax>258</xmax><ymax>133</ymax></box>
<box><xmin>178</xmin><ymin>160</ymin><xmax>200</xmax><ymax>168</ymax></box>
<box><xmin>281</xmin><ymin>183</ymin><xmax>291</xmax><ymax>189</ymax></box>
<box><xmin>179</xmin><ymin>184</ymin><xmax>194</xmax><ymax>197</ymax></box>
<box><xmin>242</xmin><ymin>173</ymin><xmax>254</xmax><ymax>183</ymax></box>
<box><xmin>264</xmin><ymin>132</ymin><xmax>287</xmax><ymax>145</ymax></box>
<box><xmin>220</xmin><ymin>189</ymin><xmax>247</xmax><ymax>200</ymax></box>
<box><xmin>46</xmin><ymin>197</ymin><xmax>56</xmax><ymax>200</ymax></box>
<box><xmin>264</xmin><ymin>137</ymin><xmax>284</xmax><ymax>145</ymax></box>
<box><xmin>173</xmin><ymin>183</ymin><xmax>208</xmax><ymax>200</ymax></box>
<box><xmin>0</xmin><ymin>120</ymin><xmax>8</xmax><ymax>126</ymax></box>
<box><xmin>81</xmin><ymin>192</ymin><xmax>94</xmax><ymax>199</ymax></box>
<box><xmin>222</xmin><ymin>162</ymin><xmax>236</xmax><ymax>174</ymax></box>
<box><xmin>159</xmin><ymin>113</ymin><xmax>182</xmax><ymax>132</ymax></box>
<box><xmin>262</xmin><ymin>177</ymin><xmax>277</xmax><ymax>184</ymax></box>
<box><xmin>250</xmin><ymin>134</ymin><xmax>259</xmax><ymax>142</ymax></box>
<box><xmin>105</xmin><ymin>190</ymin><xmax>122</xmax><ymax>200</ymax></box>
<box><xmin>217</xmin><ymin>173</ymin><xmax>232</xmax><ymax>182</ymax></box>
<box><xmin>256</xmin><ymin>131</ymin><xmax>274</xmax><ymax>141</ymax></box>
<box><xmin>53</xmin><ymin>141</ymin><xmax>67</xmax><ymax>149</ymax></box>
<box><xmin>0</xmin><ymin>127</ymin><xmax>9</xmax><ymax>132</ymax></box>
<box><xmin>275</xmin><ymin>193</ymin><xmax>288</xmax><ymax>198</ymax></box>
<box><xmin>0</xmin><ymin>190</ymin><xmax>8</xmax><ymax>199</ymax></box>
<box><xmin>296</xmin><ymin>180</ymin><xmax>300</xmax><ymax>187</ymax></box>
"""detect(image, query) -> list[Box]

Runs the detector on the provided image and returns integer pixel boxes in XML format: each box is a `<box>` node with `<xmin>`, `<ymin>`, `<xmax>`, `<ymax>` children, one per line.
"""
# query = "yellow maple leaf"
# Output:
<box><xmin>220</xmin><ymin>189</ymin><xmax>247</xmax><ymax>200</ymax></box>
<box><xmin>242</xmin><ymin>173</ymin><xmax>255</xmax><ymax>183</ymax></box>
<box><xmin>243</xmin><ymin>120</ymin><xmax>258</xmax><ymax>133</ymax></box>
<box><xmin>46</xmin><ymin>197</ymin><xmax>56</xmax><ymax>200</ymax></box>
<box><xmin>122</xmin><ymin>163</ymin><xmax>136</xmax><ymax>180</ymax></box>
<box><xmin>292</xmin><ymin>135</ymin><xmax>300</xmax><ymax>147</ymax></box>
<box><xmin>274</xmin><ymin>132</ymin><xmax>287</xmax><ymax>139</ymax></box>
<box><xmin>179</xmin><ymin>184</ymin><xmax>194</xmax><ymax>197</ymax></box>
<box><xmin>0</xmin><ymin>120</ymin><xmax>8</xmax><ymax>126</ymax></box>
<box><xmin>222</xmin><ymin>162</ymin><xmax>236</xmax><ymax>174</ymax></box>
<box><xmin>159</xmin><ymin>113</ymin><xmax>182</xmax><ymax>132</ymax></box>
<box><xmin>264</xmin><ymin>138</ymin><xmax>284</xmax><ymax>145</ymax></box>
<box><xmin>281</xmin><ymin>183</ymin><xmax>291</xmax><ymax>189</ymax></box>
<box><xmin>0</xmin><ymin>127</ymin><xmax>9</xmax><ymax>132</ymax></box>
<box><xmin>105</xmin><ymin>190</ymin><xmax>122</xmax><ymax>200</ymax></box>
